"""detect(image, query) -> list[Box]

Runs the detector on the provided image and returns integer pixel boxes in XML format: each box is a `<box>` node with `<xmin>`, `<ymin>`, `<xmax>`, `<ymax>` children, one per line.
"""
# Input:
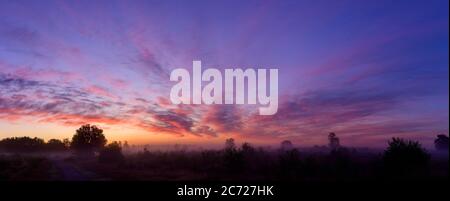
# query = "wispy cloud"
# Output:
<box><xmin>0</xmin><ymin>0</ymin><xmax>447</xmax><ymax>147</ymax></box>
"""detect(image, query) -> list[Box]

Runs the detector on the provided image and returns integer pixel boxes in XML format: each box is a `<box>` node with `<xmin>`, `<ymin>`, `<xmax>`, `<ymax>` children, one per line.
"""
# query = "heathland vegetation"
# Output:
<box><xmin>0</xmin><ymin>124</ymin><xmax>448</xmax><ymax>181</ymax></box>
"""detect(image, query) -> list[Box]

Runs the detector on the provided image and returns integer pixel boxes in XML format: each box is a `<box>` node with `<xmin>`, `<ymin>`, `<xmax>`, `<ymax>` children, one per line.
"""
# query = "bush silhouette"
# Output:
<box><xmin>70</xmin><ymin>124</ymin><xmax>107</xmax><ymax>157</ymax></box>
<box><xmin>434</xmin><ymin>134</ymin><xmax>449</xmax><ymax>151</ymax></box>
<box><xmin>223</xmin><ymin>138</ymin><xmax>243</xmax><ymax>174</ymax></box>
<box><xmin>99</xmin><ymin>141</ymin><xmax>125</xmax><ymax>164</ymax></box>
<box><xmin>328</xmin><ymin>132</ymin><xmax>340</xmax><ymax>150</ymax></box>
<box><xmin>46</xmin><ymin>139</ymin><xmax>67</xmax><ymax>151</ymax></box>
<box><xmin>383</xmin><ymin>138</ymin><xmax>430</xmax><ymax>178</ymax></box>
<box><xmin>280</xmin><ymin>140</ymin><xmax>293</xmax><ymax>151</ymax></box>
<box><xmin>224</xmin><ymin>138</ymin><xmax>236</xmax><ymax>151</ymax></box>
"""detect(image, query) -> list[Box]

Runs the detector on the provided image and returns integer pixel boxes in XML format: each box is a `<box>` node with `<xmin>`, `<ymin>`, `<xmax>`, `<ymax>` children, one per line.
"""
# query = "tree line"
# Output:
<box><xmin>0</xmin><ymin>124</ymin><xmax>448</xmax><ymax>180</ymax></box>
<box><xmin>0</xmin><ymin>136</ymin><xmax>69</xmax><ymax>152</ymax></box>
<box><xmin>0</xmin><ymin>124</ymin><xmax>448</xmax><ymax>163</ymax></box>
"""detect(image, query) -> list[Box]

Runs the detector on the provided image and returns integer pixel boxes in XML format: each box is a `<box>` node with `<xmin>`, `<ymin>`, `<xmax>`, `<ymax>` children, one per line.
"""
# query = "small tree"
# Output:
<box><xmin>63</xmin><ymin>138</ymin><xmax>71</xmax><ymax>148</ymax></box>
<box><xmin>98</xmin><ymin>141</ymin><xmax>125</xmax><ymax>164</ymax></box>
<box><xmin>280</xmin><ymin>140</ymin><xmax>293</xmax><ymax>151</ymax></box>
<box><xmin>328</xmin><ymin>132</ymin><xmax>340</xmax><ymax>150</ymax></box>
<box><xmin>223</xmin><ymin>138</ymin><xmax>243</xmax><ymax>173</ymax></box>
<box><xmin>241</xmin><ymin>142</ymin><xmax>255</xmax><ymax>154</ymax></box>
<box><xmin>383</xmin><ymin>138</ymin><xmax>430</xmax><ymax>178</ymax></box>
<box><xmin>46</xmin><ymin>139</ymin><xmax>67</xmax><ymax>151</ymax></box>
<box><xmin>434</xmin><ymin>134</ymin><xmax>449</xmax><ymax>151</ymax></box>
<box><xmin>70</xmin><ymin>124</ymin><xmax>107</xmax><ymax>156</ymax></box>
<box><xmin>123</xmin><ymin>141</ymin><xmax>129</xmax><ymax>149</ymax></box>
<box><xmin>225</xmin><ymin>138</ymin><xmax>236</xmax><ymax>151</ymax></box>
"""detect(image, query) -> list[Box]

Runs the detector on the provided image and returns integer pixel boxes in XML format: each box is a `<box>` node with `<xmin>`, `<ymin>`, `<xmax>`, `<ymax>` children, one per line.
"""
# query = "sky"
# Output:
<box><xmin>0</xmin><ymin>0</ymin><xmax>448</xmax><ymax>148</ymax></box>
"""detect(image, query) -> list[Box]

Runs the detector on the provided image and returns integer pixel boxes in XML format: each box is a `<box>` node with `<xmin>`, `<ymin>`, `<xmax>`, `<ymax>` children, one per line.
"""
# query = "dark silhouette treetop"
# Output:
<box><xmin>280</xmin><ymin>140</ymin><xmax>293</xmax><ymax>151</ymax></box>
<box><xmin>241</xmin><ymin>142</ymin><xmax>255</xmax><ymax>154</ymax></box>
<box><xmin>0</xmin><ymin>136</ymin><xmax>45</xmax><ymax>152</ymax></box>
<box><xmin>328</xmin><ymin>132</ymin><xmax>340</xmax><ymax>150</ymax></box>
<box><xmin>225</xmin><ymin>138</ymin><xmax>236</xmax><ymax>151</ymax></box>
<box><xmin>383</xmin><ymin>138</ymin><xmax>429</xmax><ymax>177</ymax></box>
<box><xmin>99</xmin><ymin>141</ymin><xmax>124</xmax><ymax>164</ymax></box>
<box><xmin>46</xmin><ymin>139</ymin><xmax>67</xmax><ymax>151</ymax></box>
<box><xmin>71</xmin><ymin>124</ymin><xmax>107</xmax><ymax>152</ymax></box>
<box><xmin>123</xmin><ymin>141</ymin><xmax>129</xmax><ymax>149</ymax></box>
<box><xmin>434</xmin><ymin>134</ymin><xmax>449</xmax><ymax>151</ymax></box>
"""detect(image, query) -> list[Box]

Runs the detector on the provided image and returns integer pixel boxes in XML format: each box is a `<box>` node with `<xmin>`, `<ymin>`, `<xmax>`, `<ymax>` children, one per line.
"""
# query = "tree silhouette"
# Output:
<box><xmin>241</xmin><ymin>142</ymin><xmax>255</xmax><ymax>154</ymax></box>
<box><xmin>223</xmin><ymin>138</ymin><xmax>243</xmax><ymax>174</ymax></box>
<box><xmin>63</xmin><ymin>138</ymin><xmax>71</xmax><ymax>148</ymax></box>
<box><xmin>434</xmin><ymin>134</ymin><xmax>449</xmax><ymax>151</ymax></box>
<box><xmin>70</xmin><ymin>124</ymin><xmax>107</xmax><ymax>156</ymax></box>
<box><xmin>0</xmin><ymin>137</ymin><xmax>45</xmax><ymax>153</ymax></box>
<box><xmin>99</xmin><ymin>141</ymin><xmax>125</xmax><ymax>164</ymax></box>
<box><xmin>123</xmin><ymin>141</ymin><xmax>130</xmax><ymax>149</ymax></box>
<box><xmin>383</xmin><ymin>138</ymin><xmax>430</xmax><ymax>178</ymax></box>
<box><xmin>224</xmin><ymin>138</ymin><xmax>236</xmax><ymax>151</ymax></box>
<box><xmin>328</xmin><ymin>132</ymin><xmax>340</xmax><ymax>150</ymax></box>
<box><xmin>280</xmin><ymin>140</ymin><xmax>293</xmax><ymax>151</ymax></box>
<box><xmin>46</xmin><ymin>139</ymin><xmax>67</xmax><ymax>151</ymax></box>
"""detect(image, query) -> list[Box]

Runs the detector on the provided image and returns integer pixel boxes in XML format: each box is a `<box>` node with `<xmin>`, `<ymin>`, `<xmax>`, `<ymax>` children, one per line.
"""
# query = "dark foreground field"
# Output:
<box><xmin>1</xmin><ymin>147</ymin><xmax>448</xmax><ymax>181</ymax></box>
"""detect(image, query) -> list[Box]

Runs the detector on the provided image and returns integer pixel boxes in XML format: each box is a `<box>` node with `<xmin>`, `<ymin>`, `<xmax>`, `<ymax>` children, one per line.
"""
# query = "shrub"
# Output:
<box><xmin>98</xmin><ymin>141</ymin><xmax>125</xmax><ymax>164</ymax></box>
